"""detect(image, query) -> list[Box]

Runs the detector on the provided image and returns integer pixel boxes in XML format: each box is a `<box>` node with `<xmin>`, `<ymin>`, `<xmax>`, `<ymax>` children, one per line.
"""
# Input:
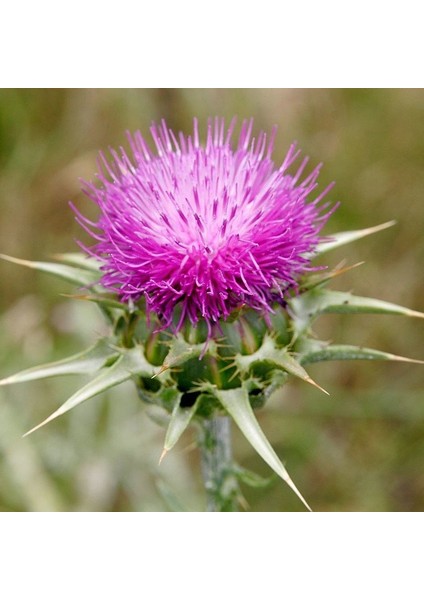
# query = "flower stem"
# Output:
<box><xmin>198</xmin><ymin>415</ymin><xmax>240</xmax><ymax>511</ymax></box>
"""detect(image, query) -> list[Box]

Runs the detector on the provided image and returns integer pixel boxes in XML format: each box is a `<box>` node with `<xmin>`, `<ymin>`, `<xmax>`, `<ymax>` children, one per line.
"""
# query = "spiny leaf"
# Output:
<box><xmin>61</xmin><ymin>292</ymin><xmax>126</xmax><ymax>311</ymax></box>
<box><xmin>235</xmin><ymin>335</ymin><xmax>328</xmax><ymax>394</ymax></box>
<box><xmin>161</xmin><ymin>393</ymin><xmax>199</xmax><ymax>460</ymax></box>
<box><xmin>300</xmin><ymin>261</ymin><xmax>364</xmax><ymax>291</ymax></box>
<box><xmin>23</xmin><ymin>346</ymin><xmax>155</xmax><ymax>436</ymax></box>
<box><xmin>0</xmin><ymin>254</ymin><xmax>99</xmax><ymax>287</ymax></box>
<box><xmin>270</xmin><ymin>350</ymin><xmax>329</xmax><ymax>395</ymax></box>
<box><xmin>318</xmin><ymin>291</ymin><xmax>424</xmax><ymax>318</ymax></box>
<box><xmin>52</xmin><ymin>252</ymin><xmax>102</xmax><ymax>272</ymax></box>
<box><xmin>235</xmin><ymin>467</ymin><xmax>276</xmax><ymax>489</ymax></box>
<box><xmin>315</xmin><ymin>220</ymin><xmax>396</xmax><ymax>256</ymax></box>
<box><xmin>214</xmin><ymin>386</ymin><xmax>311</xmax><ymax>511</ymax></box>
<box><xmin>290</xmin><ymin>288</ymin><xmax>424</xmax><ymax>337</ymax></box>
<box><xmin>0</xmin><ymin>339</ymin><xmax>120</xmax><ymax>386</ymax></box>
<box><xmin>299</xmin><ymin>343</ymin><xmax>424</xmax><ymax>366</ymax></box>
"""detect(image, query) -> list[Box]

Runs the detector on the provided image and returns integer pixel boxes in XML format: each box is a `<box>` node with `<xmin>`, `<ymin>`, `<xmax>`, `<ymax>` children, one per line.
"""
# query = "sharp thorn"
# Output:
<box><xmin>152</xmin><ymin>364</ymin><xmax>169</xmax><ymax>378</ymax></box>
<box><xmin>305</xmin><ymin>376</ymin><xmax>330</xmax><ymax>395</ymax></box>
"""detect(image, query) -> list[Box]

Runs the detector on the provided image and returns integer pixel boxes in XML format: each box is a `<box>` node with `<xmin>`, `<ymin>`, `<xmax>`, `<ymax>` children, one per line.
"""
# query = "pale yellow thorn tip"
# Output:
<box><xmin>372</xmin><ymin>220</ymin><xmax>397</xmax><ymax>231</ymax></box>
<box><xmin>360</xmin><ymin>220</ymin><xmax>396</xmax><ymax>235</ymax></box>
<box><xmin>152</xmin><ymin>364</ymin><xmax>169</xmax><ymax>379</ymax></box>
<box><xmin>288</xmin><ymin>481</ymin><xmax>313</xmax><ymax>512</ymax></box>
<box><xmin>0</xmin><ymin>254</ymin><xmax>30</xmax><ymax>266</ymax></box>
<box><xmin>22</xmin><ymin>414</ymin><xmax>55</xmax><ymax>438</ymax></box>
<box><xmin>407</xmin><ymin>309</ymin><xmax>424</xmax><ymax>320</ymax></box>
<box><xmin>159</xmin><ymin>448</ymin><xmax>168</xmax><ymax>465</ymax></box>
<box><xmin>22</xmin><ymin>426</ymin><xmax>37</xmax><ymax>438</ymax></box>
<box><xmin>393</xmin><ymin>355</ymin><xmax>424</xmax><ymax>365</ymax></box>
<box><xmin>306</xmin><ymin>377</ymin><xmax>330</xmax><ymax>396</ymax></box>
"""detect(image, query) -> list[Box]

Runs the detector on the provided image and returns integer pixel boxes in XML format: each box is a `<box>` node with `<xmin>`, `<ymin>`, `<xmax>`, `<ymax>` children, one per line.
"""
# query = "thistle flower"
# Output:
<box><xmin>2</xmin><ymin>117</ymin><xmax>422</xmax><ymax>512</ymax></box>
<box><xmin>76</xmin><ymin>118</ymin><xmax>335</xmax><ymax>333</ymax></box>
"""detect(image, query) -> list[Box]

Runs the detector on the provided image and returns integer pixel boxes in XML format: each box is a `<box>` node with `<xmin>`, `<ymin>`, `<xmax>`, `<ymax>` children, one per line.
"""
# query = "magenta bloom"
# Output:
<box><xmin>77</xmin><ymin>118</ymin><xmax>334</xmax><ymax>332</ymax></box>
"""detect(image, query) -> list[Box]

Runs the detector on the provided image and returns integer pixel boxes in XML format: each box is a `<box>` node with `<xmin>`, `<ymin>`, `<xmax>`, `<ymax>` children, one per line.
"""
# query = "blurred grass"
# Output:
<box><xmin>0</xmin><ymin>89</ymin><xmax>423</xmax><ymax>511</ymax></box>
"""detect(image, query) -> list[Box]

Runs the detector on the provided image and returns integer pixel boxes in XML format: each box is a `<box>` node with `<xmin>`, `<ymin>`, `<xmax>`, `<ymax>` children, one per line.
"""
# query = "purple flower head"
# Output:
<box><xmin>77</xmin><ymin>118</ymin><xmax>335</xmax><ymax>333</ymax></box>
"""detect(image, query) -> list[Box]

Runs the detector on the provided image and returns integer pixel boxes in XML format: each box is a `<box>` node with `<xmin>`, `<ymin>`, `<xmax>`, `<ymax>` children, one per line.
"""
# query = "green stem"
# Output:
<box><xmin>198</xmin><ymin>416</ymin><xmax>240</xmax><ymax>511</ymax></box>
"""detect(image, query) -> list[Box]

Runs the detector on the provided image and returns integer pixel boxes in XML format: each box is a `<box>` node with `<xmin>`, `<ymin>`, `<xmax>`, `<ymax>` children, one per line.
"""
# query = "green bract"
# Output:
<box><xmin>1</xmin><ymin>222</ymin><xmax>423</xmax><ymax>511</ymax></box>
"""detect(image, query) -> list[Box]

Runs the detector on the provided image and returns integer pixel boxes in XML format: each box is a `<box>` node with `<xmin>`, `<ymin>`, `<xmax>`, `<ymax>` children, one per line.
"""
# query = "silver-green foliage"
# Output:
<box><xmin>1</xmin><ymin>222</ymin><xmax>423</xmax><ymax>510</ymax></box>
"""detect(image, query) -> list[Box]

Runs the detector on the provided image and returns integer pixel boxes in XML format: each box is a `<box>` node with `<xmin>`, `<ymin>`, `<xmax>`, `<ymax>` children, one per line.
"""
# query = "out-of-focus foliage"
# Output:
<box><xmin>0</xmin><ymin>89</ymin><xmax>423</xmax><ymax>511</ymax></box>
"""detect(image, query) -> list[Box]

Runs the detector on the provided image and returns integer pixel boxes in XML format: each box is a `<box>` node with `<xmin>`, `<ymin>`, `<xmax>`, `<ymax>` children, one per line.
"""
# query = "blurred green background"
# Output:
<box><xmin>0</xmin><ymin>89</ymin><xmax>423</xmax><ymax>511</ymax></box>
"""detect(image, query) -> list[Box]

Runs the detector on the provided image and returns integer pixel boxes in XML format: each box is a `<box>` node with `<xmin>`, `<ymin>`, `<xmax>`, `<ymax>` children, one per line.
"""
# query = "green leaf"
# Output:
<box><xmin>320</xmin><ymin>291</ymin><xmax>424</xmax><ymax>318</ymax></box>
<box><xmin>300</xmin><ymin>343</ymin><xmax>424</xmax><ymax>366</ymax></box>
<box><xmin>315</xmin><ymin>220</ymin><xmax>396</xmax><ymax>256</ymax></box>
<box><xmin>235</xmin><ymin>467</ymin><xmax>276</xmax><ymax>489</ymax></box>
<box><xmin>23</xmin><ymin>346</ymin><xmax>155</xmax><ymax>436</ymax></box>
<box><xmin>300</xmin><ymin>261</ymin><xmax>364</xmax><ymax>292</ymax></box>
<box><xmin>214</xmin><ymin>386</ymin><xmax>312</xmax><ymax>511</ymax></box>
<box><xmin>269</xmin><ymin>348</ymin><xmax>329</xmax><ymax>395</ymax></box>
<box><xmin>0</xmin><ymin>339</ymin><xmax>120</xmax><ymax>386</ymax></box>
<box><xmin>162</xmin><ymin>393</ymin><xmax>198</xmax><ymax>458</ymax></box>
<box><xmin>0</xmin><ymin>254</ymin><xmax>99</xmax><ymax>287</ymax></box>
<box><xmin>62</xmin><ymin>292</ymin><xmax>126</xmax><ymax>311</ymax></box>
<box><xmin>52</xmin><ymin>253</ymin><xmax>102</xmax><ymax>272</ymax></box>
<box><xmin>290</xmin><ymin>288</ymin><xmax>424</xmax><ymax>337</ymax></box>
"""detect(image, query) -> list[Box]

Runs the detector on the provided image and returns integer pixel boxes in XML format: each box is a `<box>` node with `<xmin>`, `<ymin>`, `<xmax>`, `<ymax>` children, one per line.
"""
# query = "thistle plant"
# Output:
<box><xmin>1</xmin><ymin>118</ymin><xmax>423</xmax><ymax>511</ymax></box>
